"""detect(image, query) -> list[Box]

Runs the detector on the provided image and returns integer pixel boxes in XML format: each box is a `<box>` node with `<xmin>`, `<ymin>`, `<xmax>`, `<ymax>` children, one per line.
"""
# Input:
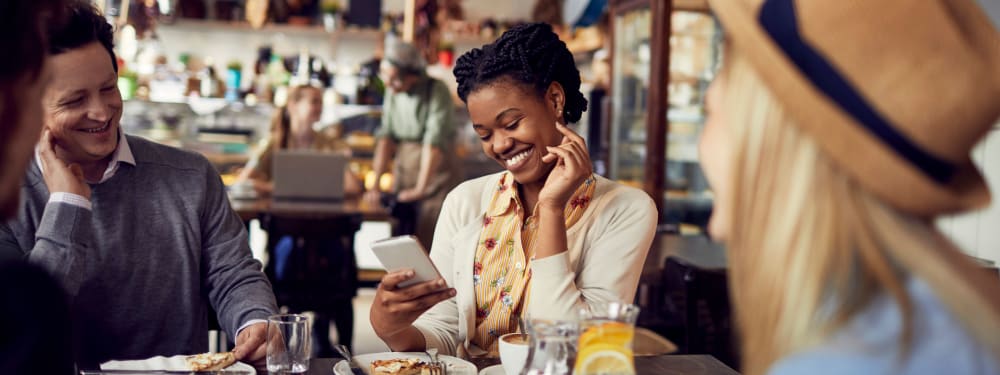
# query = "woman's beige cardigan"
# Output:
<box><xmin>412</xmin><ymin>172</ymin><xmax>658</xmax><ymax>357</ymax></box>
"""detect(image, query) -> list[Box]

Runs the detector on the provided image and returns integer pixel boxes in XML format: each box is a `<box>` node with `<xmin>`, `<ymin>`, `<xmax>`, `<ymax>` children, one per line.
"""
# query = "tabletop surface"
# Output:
<box><xmin>306</xmin><ymin>354</ymin><xmax>739</xmax><ymax>375</ymax></box>
<box><xmin>229</xmin><ymin>195</ymin><xmax>389</xmax><ymax>221</ymax></box>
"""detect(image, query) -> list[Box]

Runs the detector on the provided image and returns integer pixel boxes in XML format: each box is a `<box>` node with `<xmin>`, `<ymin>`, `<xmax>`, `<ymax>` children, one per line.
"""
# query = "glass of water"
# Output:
<box><xmin>267</xmin><ymin>314</ymin><xmax>310</xmax><ymax>373</ymax></box>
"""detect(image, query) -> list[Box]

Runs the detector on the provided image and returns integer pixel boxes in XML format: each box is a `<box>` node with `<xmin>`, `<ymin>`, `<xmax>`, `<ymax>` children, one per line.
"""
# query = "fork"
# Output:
<box><xmin>425</xmin><ymin>347</ymin><xmax>447</xmax><ymax>375</ymax></box>
<box><xmin>334</xmin><ymin>344</ymin><xmax>365</xmax><ymax>375</ymax></box>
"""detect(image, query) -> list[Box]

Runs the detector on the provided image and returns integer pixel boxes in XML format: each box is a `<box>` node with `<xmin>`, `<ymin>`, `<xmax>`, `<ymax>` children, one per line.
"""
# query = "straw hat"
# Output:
<box><xmin>707</xmin><ymin>0</ymin><xmax>1000</xmax><ymax>216</ymax></box>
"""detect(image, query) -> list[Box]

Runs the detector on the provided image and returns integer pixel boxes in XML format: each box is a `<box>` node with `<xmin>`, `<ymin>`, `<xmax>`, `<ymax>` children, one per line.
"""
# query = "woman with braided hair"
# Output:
<box><xmin>370</xmin><ymin>22</ymin><xmax>657</xmax><ymax>357</ymax></box>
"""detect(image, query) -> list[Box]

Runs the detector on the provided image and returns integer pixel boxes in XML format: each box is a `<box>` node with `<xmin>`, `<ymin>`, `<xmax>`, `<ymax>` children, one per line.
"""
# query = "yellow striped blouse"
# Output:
<box><xmin>471</xmin><ymin>171</ymin><xmax>596</xmax><ymax>354</ymax></box>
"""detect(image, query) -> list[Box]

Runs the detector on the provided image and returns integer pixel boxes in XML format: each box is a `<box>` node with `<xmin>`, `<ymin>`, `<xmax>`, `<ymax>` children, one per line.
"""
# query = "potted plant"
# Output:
<box><xmin>437</xmin><ymin>40</ymin><xmax>455</xmax><ymax>68</ymax></box>
<box><xmin>320</xmin><ymin>0</ymin><xmax>341</xmax><ymax>32</ymax></box>
<box><xmin>117</xmin><ymin>69</ymin><xmax>139</xmax><ymax>101</ymax></box>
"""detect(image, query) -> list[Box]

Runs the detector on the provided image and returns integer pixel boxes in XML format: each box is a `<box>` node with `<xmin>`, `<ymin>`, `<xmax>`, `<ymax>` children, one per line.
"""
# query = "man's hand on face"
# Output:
<box><xmin>233</xmin><ymin>322</ymin><xmax>269</xmax><ymax>367</ymax></box>
<box><xmin>37</xmin><ymin>129</ymin><xmax>90</xmax><ymax>199</ymax></box>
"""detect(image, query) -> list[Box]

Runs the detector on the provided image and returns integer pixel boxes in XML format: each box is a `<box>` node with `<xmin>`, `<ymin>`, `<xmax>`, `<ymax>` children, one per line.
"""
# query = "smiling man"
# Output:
<box><xmin>0</xmin><ymin>2</ymin><xmax>277</xmax><ymax>368</ymax></box>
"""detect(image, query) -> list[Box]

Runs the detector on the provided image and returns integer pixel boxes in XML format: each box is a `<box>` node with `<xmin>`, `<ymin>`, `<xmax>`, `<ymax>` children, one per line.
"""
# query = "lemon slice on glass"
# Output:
<box><xmin>575</xmin><ymin>346</ymin><xmax>635</xmax><ymax>375</ymax></box>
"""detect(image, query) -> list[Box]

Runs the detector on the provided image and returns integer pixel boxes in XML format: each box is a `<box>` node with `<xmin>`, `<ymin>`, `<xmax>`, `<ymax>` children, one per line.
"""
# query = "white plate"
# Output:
<box><xmin>102</xmin><ymin>355</ymin><xmax>255</xmax><ymax>373</ymax></box>
<box><xmin>479</xmin><ymin>364</ymin><xmax>505</xmax><ymax>375</ymax></box>
<box><xmin>333</xmin><ymin>352</ymin><xmax>477</xmax><ymax>375</ymax></box>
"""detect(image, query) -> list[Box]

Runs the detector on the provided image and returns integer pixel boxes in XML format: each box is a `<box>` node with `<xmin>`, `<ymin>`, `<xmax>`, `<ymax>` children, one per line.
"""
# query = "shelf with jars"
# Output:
<box><xmin>159</xmin><ymin>18</ymin><xmax>383</xmax><ymax>38</ymax></box>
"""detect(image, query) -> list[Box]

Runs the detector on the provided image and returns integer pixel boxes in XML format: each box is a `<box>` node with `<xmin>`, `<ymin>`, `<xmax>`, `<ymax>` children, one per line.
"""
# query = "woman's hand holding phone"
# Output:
<box><xmin>37</xmin><ymin>129</ymin><xmax>90</xmax><ymax>199</ymax></box>
<box><xmin>370</xmin><ymin>269</ymin><xmax>456</xmax><ymax>340</ymax></box>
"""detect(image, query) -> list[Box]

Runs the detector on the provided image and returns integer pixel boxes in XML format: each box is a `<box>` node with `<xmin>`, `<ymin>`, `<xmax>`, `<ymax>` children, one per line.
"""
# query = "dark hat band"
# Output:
<box><xmin>758</xmin><ymin>0</ymin><xmax>956</xmax><ymax>184</ymax></box>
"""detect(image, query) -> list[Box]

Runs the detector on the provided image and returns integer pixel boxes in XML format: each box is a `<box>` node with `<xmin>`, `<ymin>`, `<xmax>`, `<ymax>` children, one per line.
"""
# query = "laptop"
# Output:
<box><xmin>272</xmin><ymin>150</ymin><xmax>347</xmax><ymax>202</ymax></box>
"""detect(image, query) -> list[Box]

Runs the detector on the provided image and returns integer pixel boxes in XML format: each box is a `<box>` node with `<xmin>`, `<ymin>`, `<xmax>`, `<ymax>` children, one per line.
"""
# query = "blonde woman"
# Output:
<box><xmin>237</xmin><ymin>85</ymin><xmax>362</xmax><ymax>195</ymax></box>
<box><xmin>701</xmin><ymin>0</ymin><xmax>1000</xmax><ymax>374</ymax></box>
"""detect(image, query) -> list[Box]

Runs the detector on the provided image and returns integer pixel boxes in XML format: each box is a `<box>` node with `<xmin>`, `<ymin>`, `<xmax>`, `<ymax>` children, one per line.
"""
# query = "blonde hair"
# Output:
<box><xmin>718</xmin><ymin>51</ymin><xmax>1000</xmax><ymax>375</ymax></box>
<box><xmin>270</xmin><ymin>85</ymin><xmax>323</xmax><ymax>150</ymax></box>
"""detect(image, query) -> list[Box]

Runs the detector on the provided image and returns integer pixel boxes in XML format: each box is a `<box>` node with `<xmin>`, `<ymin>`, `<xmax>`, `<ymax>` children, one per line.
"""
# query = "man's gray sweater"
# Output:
<box><xmin>0</xmin><ymin>135</ymin><xmax>278</xmax><ymax>365</ymax></box>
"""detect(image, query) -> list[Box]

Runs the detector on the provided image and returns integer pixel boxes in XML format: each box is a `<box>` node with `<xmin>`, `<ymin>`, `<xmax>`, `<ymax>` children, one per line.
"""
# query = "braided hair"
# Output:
<box><xmin>453</xmin><ymin>22</ymin><xmax>588</xmax><ymax>123</ymax></box>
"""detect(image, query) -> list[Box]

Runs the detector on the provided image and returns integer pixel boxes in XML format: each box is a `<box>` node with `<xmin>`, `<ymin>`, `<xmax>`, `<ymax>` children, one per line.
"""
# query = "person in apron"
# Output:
<box><xmin>365</xmin><ymin>39</ymin><xmax>461</xmax><ymax>250</ymax></box>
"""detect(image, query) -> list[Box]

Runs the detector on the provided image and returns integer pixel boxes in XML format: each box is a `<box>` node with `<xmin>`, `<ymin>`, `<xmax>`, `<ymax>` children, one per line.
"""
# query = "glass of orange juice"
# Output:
<box><xmin>574</xmin><ymin>302</ymin><xmax>640</xmax><ymax>375</ymax></box>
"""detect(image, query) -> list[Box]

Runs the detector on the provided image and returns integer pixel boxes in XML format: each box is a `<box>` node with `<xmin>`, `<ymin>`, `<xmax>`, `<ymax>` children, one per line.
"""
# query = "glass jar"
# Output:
<box><xmin>575</xmin><ymin>303</ymin><xmax>641</xmax><ymax>375</ymax></box>
<box><xmin>520</xmin><ymin>319</ymin><xmax>579</xmax><ymax>375</ymax></box>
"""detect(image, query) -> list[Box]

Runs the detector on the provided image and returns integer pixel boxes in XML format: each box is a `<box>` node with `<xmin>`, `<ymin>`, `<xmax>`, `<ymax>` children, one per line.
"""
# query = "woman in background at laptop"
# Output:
<box><xmin>236</xmin><ymin>84</ymin><xmax>363</xmax><ymax>196</ymax></box>
<box><xmin>234</xmin><ymin>84</ymin><xmax>362</xmax><ymax>357</ymax></box>
<box><xmin>369</xmin><ymin>23</ymin><xmax>657</xmax><ymax>357</ymax></box>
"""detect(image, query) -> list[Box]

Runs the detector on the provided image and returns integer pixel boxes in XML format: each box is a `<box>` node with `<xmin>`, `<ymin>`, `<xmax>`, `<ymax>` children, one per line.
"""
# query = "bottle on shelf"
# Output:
<box><xmin>225</xmin><ymin>60</ymin><xmax>243</xmax><ymax>102</ymax></box>
<box><xmin>199</xmin><ymin>65</ymin><xmax>222</xmax><ymax>98</ymax></box>
<box><xmin>291</xmin><ymin>48</ymin><xmax>311</xmax><ymax>86</ymax></box>
<box><xmin>250</xmin><ymin>46</ymin><xmax>274</xmax><ymax>103</ymax></box>
<box><xmin>182</xmin><ymin>53</ymin><xmax>202</xmax><ymax>97</ymax></box>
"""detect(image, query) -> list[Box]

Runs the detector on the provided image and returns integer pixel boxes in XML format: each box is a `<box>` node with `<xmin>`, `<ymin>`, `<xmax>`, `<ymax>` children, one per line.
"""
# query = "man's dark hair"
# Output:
<box><xmin>49</xmin><ymin>1</ymin><xmax>117</xmax><ymax>73</ymax></box>
<box><xmin>453</xmin><ymin>22</ymin><xmax>588</xmax><ymax>123</ymax></box>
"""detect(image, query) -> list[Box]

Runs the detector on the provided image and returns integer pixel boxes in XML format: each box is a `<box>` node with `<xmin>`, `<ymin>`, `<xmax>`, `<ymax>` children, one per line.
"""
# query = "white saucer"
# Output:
<box><xmin>479</xmin><ymin>364</ymin><xmax>506</xmax><ymax>375</ymax></box>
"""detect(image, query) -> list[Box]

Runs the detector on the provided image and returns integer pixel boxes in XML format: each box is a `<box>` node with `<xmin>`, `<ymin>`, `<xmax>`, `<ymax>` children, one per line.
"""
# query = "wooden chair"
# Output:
<box><xmin>633</xmin><ymin>327</ymin><xmax>678</xmax><ymax>356</ymax></box>
<box><xmin>660</xmin><ymin>256</ymin><xmax>740</xmax><ymax>369</ymax></box>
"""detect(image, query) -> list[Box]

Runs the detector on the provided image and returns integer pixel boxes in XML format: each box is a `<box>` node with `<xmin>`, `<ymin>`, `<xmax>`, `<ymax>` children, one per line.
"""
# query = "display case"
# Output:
<box><xmin>608</xmin><ymin>0</ymin><xmax>719</xmax><ymax>227</ymax></box>
<box><xmin>608</xmin><ymin>3</ymin><xmax>652</xmax><ymax>184</ymax></box>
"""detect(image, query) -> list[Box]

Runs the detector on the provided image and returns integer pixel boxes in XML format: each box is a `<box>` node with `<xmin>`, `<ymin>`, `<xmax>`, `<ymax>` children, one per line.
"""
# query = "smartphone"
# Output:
<box><xmin>370</xmin><ymin>235</ymin><xmax>446</xmax><ymax>289</ymax></box>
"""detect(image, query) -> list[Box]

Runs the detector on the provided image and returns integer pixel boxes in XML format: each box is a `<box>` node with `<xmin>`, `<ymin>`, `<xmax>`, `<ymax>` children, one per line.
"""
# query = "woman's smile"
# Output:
<box><xmin>503</xmin><ymin>147</ymin><xmax>534</xmax><ymax>172</ymax></box>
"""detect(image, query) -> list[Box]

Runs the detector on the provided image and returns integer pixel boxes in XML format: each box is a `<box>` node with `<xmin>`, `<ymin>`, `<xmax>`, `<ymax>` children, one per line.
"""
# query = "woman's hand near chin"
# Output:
<box><xmin>538</xmin><ymin>123</ymin><xmax>592</xmax><ymax>211</ymax></box>
<box><xmin>534</xmin><ymin>123</ymin><xmax>592</xmax><ymax>260</ymax></box>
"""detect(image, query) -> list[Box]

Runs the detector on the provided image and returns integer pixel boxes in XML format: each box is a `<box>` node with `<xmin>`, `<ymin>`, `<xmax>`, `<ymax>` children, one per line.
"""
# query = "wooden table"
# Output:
<box><xmin>229</xmin><ymin>196</ymin><xmax>390</xmax><ymax>222</ymax></box>
<box><xmin>229</xmin><ymin>195</ymin><xmax>391</xmax><ymax>288</ymax></box>
<box><xmin>304</xmin><ymin>355</ymin><xmax>739</xmax><ymax>374</ymax></box>
<box><xmin>228</xmin><ymin>196</ymin><xmax>390</xmax><ymax>354</ymax></box>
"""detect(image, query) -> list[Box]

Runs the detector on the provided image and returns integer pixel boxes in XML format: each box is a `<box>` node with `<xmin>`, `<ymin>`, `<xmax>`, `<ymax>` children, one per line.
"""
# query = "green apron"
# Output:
<box><xmin>392</xmin><ymin>141</ymin><xmax>462</xmax><ymax>250</ymax></box>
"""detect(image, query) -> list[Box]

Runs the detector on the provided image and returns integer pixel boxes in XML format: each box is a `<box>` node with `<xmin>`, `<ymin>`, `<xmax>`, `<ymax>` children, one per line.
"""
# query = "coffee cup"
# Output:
<box><xmin>498</xmin><ymin>333</ymin><xmax>529</xmax><ymax>375</ymax></box>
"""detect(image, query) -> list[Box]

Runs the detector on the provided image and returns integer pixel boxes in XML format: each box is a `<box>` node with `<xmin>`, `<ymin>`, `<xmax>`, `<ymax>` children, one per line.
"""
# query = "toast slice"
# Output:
<box><xmin>370</xmin><ymin>358</ymin><xmax>431</xmax><ymax>375</ymax></box>
<box><xmin>186</xmin><ymin>351</ymin><xmax>237</xmax><ymax>371</ymax></box>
